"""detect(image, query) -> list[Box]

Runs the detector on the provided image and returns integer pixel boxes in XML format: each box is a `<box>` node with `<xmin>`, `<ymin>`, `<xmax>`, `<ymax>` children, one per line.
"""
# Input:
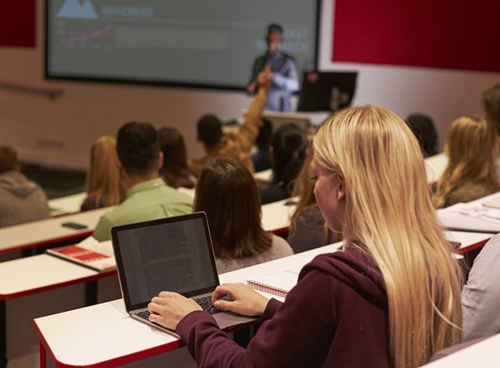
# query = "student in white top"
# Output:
<box><xmin>462</xmin><ymin>233</ymin><xmax>500</xmax><ymax>341</ymax></box>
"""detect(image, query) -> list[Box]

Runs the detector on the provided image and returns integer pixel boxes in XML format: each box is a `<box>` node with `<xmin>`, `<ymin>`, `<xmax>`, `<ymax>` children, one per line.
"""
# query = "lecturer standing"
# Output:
<box><xmin>246</xmin><ymin>24</ymin><xmax>298</xmax><ymax>112</ymax></box>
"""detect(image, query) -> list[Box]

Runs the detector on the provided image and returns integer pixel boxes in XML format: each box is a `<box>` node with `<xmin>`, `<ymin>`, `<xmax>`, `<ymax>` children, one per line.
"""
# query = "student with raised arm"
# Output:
<box><xmin>188</xmin><ymin>68</ymin><xmax>273</xmax><ymax>177</ymax></box>
<box><xmin>148</xmin><ymin>105</ymin><xmax>462</xmax><ymax>368</ymax></box>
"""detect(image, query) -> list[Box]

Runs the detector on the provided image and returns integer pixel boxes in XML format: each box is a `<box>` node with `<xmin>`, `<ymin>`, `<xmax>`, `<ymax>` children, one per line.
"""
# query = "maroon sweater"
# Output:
<box><xmin>177</xmin><ymin>246</ymin><xmax>390</xmax><ymax>368</ymax></box>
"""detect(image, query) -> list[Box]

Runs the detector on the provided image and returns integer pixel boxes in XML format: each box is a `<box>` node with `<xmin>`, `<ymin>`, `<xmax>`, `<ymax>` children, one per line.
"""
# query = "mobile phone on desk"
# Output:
<box><xmin>61</xmin><ymin>221</ymin><xmax>88</xmax><ymax>230</ymax></box>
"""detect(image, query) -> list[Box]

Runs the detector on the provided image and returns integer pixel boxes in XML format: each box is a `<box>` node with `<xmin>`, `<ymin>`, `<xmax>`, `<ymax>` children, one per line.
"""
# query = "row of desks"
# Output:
<box><xmin>31</xmin><ymin>229</ymin><xmax>494</xmax><ymax>368</ymax></box>
<box><xmin>2</xmin><ymin>152</ymin><xmax>448</xmax><ymax>257</ymax></box>
<box><xmin>0</xmin><ymin>198</ymin><xmax>296</xmax><ymax>368</ymax></box>
<box><xmin>4</xmin><ymin>152</ymin><xmax>492</xmax><ymax>367</ymax></box>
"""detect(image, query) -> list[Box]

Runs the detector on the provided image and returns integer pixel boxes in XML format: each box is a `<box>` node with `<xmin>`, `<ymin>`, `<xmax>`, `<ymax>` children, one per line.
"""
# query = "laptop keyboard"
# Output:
<box><xmin>136</xmin><ymin>295</ymin><xmax>233</xmax><ymax>322</ymax></box>
<box><xmin>195</xmin><ymin>295</ymin><xmax>220</xmax><ymax>314</ymax></box>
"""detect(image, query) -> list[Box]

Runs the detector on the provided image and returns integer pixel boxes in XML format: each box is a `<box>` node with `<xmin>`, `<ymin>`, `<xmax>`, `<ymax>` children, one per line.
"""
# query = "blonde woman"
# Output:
<box><xmin>432</xmin><ymin>116</ymin><xmax>500</xmax><ymax>209</ymax></box>
<box><xmin>81</xmin><ymin>136</ymin><xmax>125</xmax><ymax>211</ymax></box>
<box><xmin>148</xmin><ymin>105</ymin><xmax>462</xmax><ymax>368</ymax></box>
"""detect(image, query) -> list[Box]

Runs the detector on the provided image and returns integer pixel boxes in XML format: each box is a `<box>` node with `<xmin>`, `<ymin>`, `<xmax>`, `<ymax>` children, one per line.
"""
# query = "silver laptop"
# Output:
<box><xmin>111</xmin><ymin>212</ymin><xmax>257</xmax><ymax>337</ymax></box>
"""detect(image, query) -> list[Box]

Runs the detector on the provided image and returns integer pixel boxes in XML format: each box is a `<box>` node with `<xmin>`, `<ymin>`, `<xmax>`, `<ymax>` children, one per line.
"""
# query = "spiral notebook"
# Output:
<box><xmin>247</xmin><ymin>270</ymin><xmax>299</xmax><ymax>298</ymax></box>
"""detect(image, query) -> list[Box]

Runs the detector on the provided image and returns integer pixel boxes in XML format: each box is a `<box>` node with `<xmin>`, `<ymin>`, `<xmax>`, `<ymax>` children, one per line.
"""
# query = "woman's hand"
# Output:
<box><xmin>212</xmin><ymin>283</ymin><xmax>269</xmax><ymax>316</ymax></box>
<box><xmin>148</xmin><ymin>292</ymin><xmax>202</xmax><ymax>330</ymax></box>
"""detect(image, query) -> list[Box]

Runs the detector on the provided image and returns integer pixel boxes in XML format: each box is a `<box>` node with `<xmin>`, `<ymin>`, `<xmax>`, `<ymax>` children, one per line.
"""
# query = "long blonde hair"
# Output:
<box><xmin>86</xmin><ymin>136</ymin><xmax>125</xmax><ymax>207</ymax></box>
<box><xmin>313</xmin><ymin>105</ymin><xmax>462</xmax><ymax>368</ymax></box>
<box><xmin>432</xmin><ymin>116</ymin><xmax>500</xmax><ymax>208</ymax></box>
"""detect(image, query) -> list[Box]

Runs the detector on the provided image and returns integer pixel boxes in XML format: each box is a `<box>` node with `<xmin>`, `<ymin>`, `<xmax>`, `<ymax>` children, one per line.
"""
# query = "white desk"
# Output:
<box><xmin>421</xmin><ymin>333</ymin><xmax>500</xmax><ymax>367</ymax></box>
<box><xmin>0</xmin><ymin>206</ymin><xmax>113</xmax><ymax>255</ymax></box>
<box><xmin>34</xmin><ymin>243</ymin><xmax>342</xmax><ymax>368</ymax></box>
<box><xmin>425</xmin><ymin>153</ymin><xmax>448</xmax><ymax>184</ymax></box>
<box><xmin>445</xmin><ymin>230</ymin><xmax>493</xmax><ymax>255</ymax></box>
<box><xmin>437</xmin><ymin>191</ymin><xmax>500</xmax><ymax>233</ymax></box>
<box><xmin>253</xmin><ymin>169</ymin><xmax>272</xmax><ymax>184</ymax></box>
<box><xmin>261</xmin><ymin>198</ymin><xmax>297</xmax><ymax>235</ymax></box>
<box><xmin>48</xmin><ymin>192</ymin><xmax>86</xmax><ymax>216</ymax></box>
<box><xmin>176</xmin><ymin>187</ymin><xmax>195</xmax><ymax>198</ymax></box>
<box><xmin>33</xmin><ymin>229</ymin><xmax>487</xmax><ymax>368</ymax></box>
<box><xmin>0</xmin><ymin>254</ymin><xmax>117</xmax><ymax>368</ymax></box>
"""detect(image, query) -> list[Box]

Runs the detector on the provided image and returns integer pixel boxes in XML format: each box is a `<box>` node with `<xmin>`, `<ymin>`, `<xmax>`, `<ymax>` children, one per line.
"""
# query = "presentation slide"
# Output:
<box><xmin>46</xmin><ymin>0</ymin><xmax>319</xmax><ymax>89</ymax></box>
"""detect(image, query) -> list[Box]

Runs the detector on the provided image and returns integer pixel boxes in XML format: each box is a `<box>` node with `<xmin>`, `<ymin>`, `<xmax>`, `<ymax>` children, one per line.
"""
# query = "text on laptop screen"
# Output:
<box><xmin>115</xmin><ymin>216</ymin><xmax>218</xmax><ymax>306</ymax></box>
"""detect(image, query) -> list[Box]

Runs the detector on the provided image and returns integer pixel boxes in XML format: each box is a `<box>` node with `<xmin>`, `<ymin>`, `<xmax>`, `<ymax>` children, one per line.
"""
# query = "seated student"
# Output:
<box><xmin>462</xmin><ymin>234</ymin><xmax>500</xmax><ymax>341</ymax></box>
<box><xmin>287</xmin><ymin>151</ymin><xmax>340</xmax><ymax>254</ymax></box>
<box><xmin>0</xmin><ymin>145</ymin><xmax>50</xmax><ymax>227</ymax></box>
<box><xmin>259</xmin><ymin>123</ymin><xmax>308</xmax><ymax>204</ymax></box>
<box><xmin>432</xmin><ymin>115</ymin><xmax>500</xmax><ymax>208</ymax></box>
<box><xmin>157</xmin><ymin>126</ymin><xmax>196</xmax><ymax>189</ymax></box>
<box><xmin>251</xmin><ymin>117</ymin><xmax>273</xmax><ymax>172</ymax></box>
<box><xmin>482</xmin><ymin>83</ymin><xmax>500</xmax><ymax>173</ymax></box>
<box><xmin>148</xmin><ymin>105</ymin><xmax>462</xmax><ymax>368</ymax></box>
<box><xmin>406</xmin><ymin>113</ymin><xmax>439</xmax><ymax>157</ymax></box>
<box><xmin>482</xmin><ymin>82</ymin><xmax>500</xmax><ymax>136</ymax></box>
<box><xmin>188</xmin><ymin>67</ymin><xmax>273</xmax><ymax>177</ymax></box>
<box><xmin>92</xmin><ymin>122</ymin><xmax>193</xmax><ymax>242</ymax></box>
<box><xmin>194</xmin><ymin>157</ymin><xmax>293</xmax><ymax>273</ymax></box>
<box><xmin>81</xmin><ymin>136</ymin><xmax>126</xmax><ymax>211</ymax></box>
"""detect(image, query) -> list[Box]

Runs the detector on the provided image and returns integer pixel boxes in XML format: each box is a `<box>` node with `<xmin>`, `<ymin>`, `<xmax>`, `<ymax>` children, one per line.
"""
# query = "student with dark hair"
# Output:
<box><xmin>251</xmin><ymin>117</ymin><xmax>273</xmax><ymax>172</ymax></box>
<box><xmin>158</xmin><ymin>126</ymin><xmax>196</xmax><ymax>189</ymax></box>
<box><xmin>188</xmin><ymin>68</ymin><xmax>273</xmax><ymax>177</ymax></box>
<box><xmin>259</xmin><ymin>123</ymin><xmax>308</xmax><ymax>204</ymax></box>
<box><xmin>92</xmin><ymin>122</ymin><xmax>193</xmax><ymax>241</ymax></box>
<box><xmin>194</xmin><ymin>157</ymin><xmax>292</xmax><ymax>273</ymax></box>
<box><xmin>406</xmin><ymin>113</ymin><xmax>439</xmax><ymax>157</ymax></box>
<box><xmin>0</xmin><ymin>145</ymin><xmax>50</xmax><ymax>227</ymax></box>
<box><xmin>247</xmin><ymin>23</ymin><xmax>298</xmax><ymax>112</ymax></box>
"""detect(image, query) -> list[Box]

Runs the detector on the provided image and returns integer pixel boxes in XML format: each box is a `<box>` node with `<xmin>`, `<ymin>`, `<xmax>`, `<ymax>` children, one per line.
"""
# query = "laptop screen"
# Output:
<box><xmin>111</xmin><ymin>212</ymin><xmax>219</xmax><ymax>309</ymax></box>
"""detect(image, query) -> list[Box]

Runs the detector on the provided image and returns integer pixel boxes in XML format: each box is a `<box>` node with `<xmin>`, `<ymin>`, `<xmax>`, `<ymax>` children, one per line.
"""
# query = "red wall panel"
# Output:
<box><xmin>0</xmin><ymin>0</ymin><xmax>36</xmax><ymax>47</ymax></box>
<box><xmin>332</xmin><ymin>0</ymin><xmax>500</xmax><ymax>73</ymax></box>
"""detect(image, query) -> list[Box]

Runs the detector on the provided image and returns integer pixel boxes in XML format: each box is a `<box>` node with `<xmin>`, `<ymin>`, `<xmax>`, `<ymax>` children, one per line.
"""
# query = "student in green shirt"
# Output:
<box><xmin>92</xmin><ymin>122</ymin><xmax>193</xmax><ymax>242</ymax></box>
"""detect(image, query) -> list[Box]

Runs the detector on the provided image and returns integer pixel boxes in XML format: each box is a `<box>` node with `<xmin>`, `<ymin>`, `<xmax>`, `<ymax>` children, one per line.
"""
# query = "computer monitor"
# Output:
<box><xmin>238</xmin><ymin>110</ymin><xmax>312</xmax><ymax>133</ymax></box>
<box><xmin>261</xmin><ymin>111</ymin><xmax>311</xmax><ymax>132</ymax></box>
<box><xmin>297</xmin><ymin>71</ymin><xmax>358</xmax><ymax>112</ymax></box>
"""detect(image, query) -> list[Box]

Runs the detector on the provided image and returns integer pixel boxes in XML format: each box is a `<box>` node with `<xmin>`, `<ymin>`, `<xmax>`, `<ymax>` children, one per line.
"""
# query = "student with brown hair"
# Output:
<box><xmin>0</xmin><ymin>145</ymin><xmax>50</xmax><ymax>227</ymax></box>
<box><xmin>482</xmin><ymin>83</ymin><xmax>500</xmax><ymax>174</ymax></box>
<box><xmin>432</xmin><ymin>115</ymin><xmax>500</xmax><ymax>208</ymax></box>
<box><xmin>194</xmin><ymin>157</ymin><xmax>292</xmax><ymax>273</ymax></box>
<box><xmin>81</xmin><ymin>136</ymin><xmax>126</xmax><ymax>211</ymax></box>
<box><xmin>287</xmin><ymin>151</ymin><xmax>340</xmax><ymax>253</ymax></box>
<box><xmin>148</xmin><ymin>105</ymin><xmax>462</xmax><ymax>368</ymax></box>
<box><xmin>482</xmin><ymin>82</ymin><xmax>500</xmax><ymax>135</ymax></box>
<box><xmin>157</xmin><ymin>126</ymin><xmax>196</xmax><ymax>189</ymax></box>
